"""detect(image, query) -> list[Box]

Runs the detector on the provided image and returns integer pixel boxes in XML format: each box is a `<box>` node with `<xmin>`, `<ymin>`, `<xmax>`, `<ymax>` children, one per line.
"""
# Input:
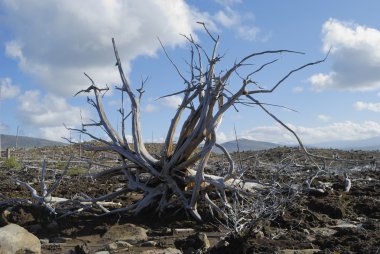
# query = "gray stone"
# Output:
<box><xmin>280</xmin><ymin>249</ymin><xmax>321</xmax><ymax>254</ymax></box>
<box><xmin>173</xmin><ymin>228</ymin><xmax>195</xmax><ymax>236</ymax></box>
<box><xmin>215</xmin><ymin>239</ymin><xmax>229</xmax><ymax>248</ymax></box>
<box><xmin>41</xmin><ymin>243</ymin><xmax>64</xmax><ymax>251</ymax></box>
<box><xmin>310</xmin><ymin>227</ymin><xmax>337</xmax><ymax>237</ymax></box>
<box><xmin>102</xmin><ymin>223</ymin><xmax>148</xmax><ymax>244</ymax></box>
<box><xmin>116</xmin><ymin>240</ymin><xmax>133</xmax><ymax>247</ymax></box>
<box><xmin>141</xmin><ymin>240</ymin><xmax>157</xmax><ymax>247</ymax></box>
<box><xmin>106</xmin><ymin>242</ymin><xmax>118</xmax><ymax>250</ymax></box>
<box><xmin>94</xmin><ymin>251</ymin><xmax>110</xmax><ymax>254</ymax></box>
<box><xmin>0</xmin><ymin>224</ymin><xmax>41</xmax><ymax>254</ymax></box>
<box><xmin>39</xmin><ymin>238</ymin><xmax>50</xmax><ymax>244</ymax></box>
<box><xmin>142</xmin><ymin>248</ymin><xmax>182</xmax><ymax>254</ymax></box>
<box><xmin>198</xmin><ymin>233</ymin><xmax>210</xmax><ymax>250</ymax></box>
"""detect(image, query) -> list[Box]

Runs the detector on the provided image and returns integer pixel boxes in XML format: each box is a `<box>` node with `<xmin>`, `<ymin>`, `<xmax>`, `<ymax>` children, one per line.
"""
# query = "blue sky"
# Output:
<box><xmin>1</xmin><ymin>0</ymin><xmax>380</xmax><ymax>145</ymax></box>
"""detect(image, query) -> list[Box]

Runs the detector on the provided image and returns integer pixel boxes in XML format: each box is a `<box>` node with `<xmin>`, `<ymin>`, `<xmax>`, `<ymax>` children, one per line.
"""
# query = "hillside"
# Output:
<box><xmin>310</xmin><ymin>136</ymin><xmax>380</xmax><ymax>151</ymax></box>
<box><xmin>214</xmin><ymin>138</ymin><xmax>280</xmax><ymax>153</ymax></box>
<box><xmin>0</xmin><ymin>134</ymin><xmax>66</xmax><ymax>149</ymax></box>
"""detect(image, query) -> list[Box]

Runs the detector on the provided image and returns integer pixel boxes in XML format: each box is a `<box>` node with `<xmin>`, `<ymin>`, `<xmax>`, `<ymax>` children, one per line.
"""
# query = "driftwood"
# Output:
<box><xmin>12</xmin><ymin>158</ymin><xmax>122</xmax><ymax>215</ymax></box>
<box><xmin>68</xmin><ymin>24</ymin><xmax>325</xmax><ymax>223</ymax></box>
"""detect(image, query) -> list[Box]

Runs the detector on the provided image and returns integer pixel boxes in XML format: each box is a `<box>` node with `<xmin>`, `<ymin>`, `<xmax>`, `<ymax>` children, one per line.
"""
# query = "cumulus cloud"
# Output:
<box><xmin>354</xmin><ymin>101</ymin><xmax>380</xmax><ymax>112</ymax></box>
<box><xmin>237</xmin><ymin>25</ymin><xmax>261</xmax><ymax>42</ymax></box>
<box><xmin>310</xmin><ymin>19</ymin><xmax>380</xmax><ymax>91</ymax></box>
<box><xmin>239</xmin><ymin>121</ymin><xmax>380</xmax><ymax>144</ymax></box>
<box><xmin>292</xmin><ymin>86</ymin><xmax>304</xmax><ymax>93</ymax></box>
<box><xmin>318</xmin><ymin>114</ymin><xmax>331</xmax><ymax>122</ymax></box>
<box><xmin>211</xmin><ymin>6</ymin><xmax>265</xmax><ymax>42</ymax></box>
<box><xmin>0</xmin><ymin>0</ymin><xmax>207</xmax><ymax>96</ymax></box>
<box><xmin>18</xmin><ymin>90</ymin><xmax>89</xmax><ymax>141</ymax></box>
<box><xmin>160</xmin><ymin>95</ymin><xmax>183</xmax><ymax>109</ymax></box>
<box><xmin>144</xmin><ymin>103</ymin><xmax>158</xmax><ymax>113</ymax></box>
<box><xmin>214</xmin><ymin>8</ymin><xmax>240</xmax><ymax>28</ymax></box>
<box><xmin>0</xmin><ymin>77</ymin><xmax>20</xmax><ymax>99</ymax></box>
<box><xmin>216</xmin><ymin>131</ymin><xmax>228</xmax><ymax>143</ymax></box>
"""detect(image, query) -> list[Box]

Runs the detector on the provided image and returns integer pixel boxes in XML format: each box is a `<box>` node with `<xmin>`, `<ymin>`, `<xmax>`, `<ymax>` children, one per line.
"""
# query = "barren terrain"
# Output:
<box><xmin>0</xmin><ymin>146</ymin><xmax>379</xmax><ymax>253</ymax></box>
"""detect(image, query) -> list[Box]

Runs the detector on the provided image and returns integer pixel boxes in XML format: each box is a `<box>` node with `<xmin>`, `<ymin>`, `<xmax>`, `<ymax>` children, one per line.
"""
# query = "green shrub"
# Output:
<box><xmin>3</xmin><ymin>157</ymin><xmax>22</xmax><ymax>170</ymax></box>
<box><xmin>67</xmin><ymin>167</ymin><xmax>87</xmax><ymax>176</ymax></box>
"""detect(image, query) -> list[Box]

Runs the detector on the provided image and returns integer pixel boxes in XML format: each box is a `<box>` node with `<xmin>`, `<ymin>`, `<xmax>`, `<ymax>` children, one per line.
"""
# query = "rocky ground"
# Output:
<box><xmin>0</xmin><ymin>147</ymin><xmax>379</xmax><ymax>253</ymax></box>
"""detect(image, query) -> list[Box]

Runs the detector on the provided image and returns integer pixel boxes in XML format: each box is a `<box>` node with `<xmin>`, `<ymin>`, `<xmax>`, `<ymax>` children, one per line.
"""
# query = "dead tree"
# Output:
<box><xmin>71</xmin><ymin>25</ymin><xmax>325</xmax><ymax>222</ymax></box>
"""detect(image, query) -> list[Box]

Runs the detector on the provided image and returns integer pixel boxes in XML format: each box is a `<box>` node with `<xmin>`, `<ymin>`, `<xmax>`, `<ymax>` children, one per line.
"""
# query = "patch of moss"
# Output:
<box><xmin>67</xmin><ymin>167</ymin><xmax>87</xmax><ymax>176</ymax></box>
<box><xmin>2</xmin><ymin>157</ymin><xmax>22</xmax><ymax>170</ymax></box>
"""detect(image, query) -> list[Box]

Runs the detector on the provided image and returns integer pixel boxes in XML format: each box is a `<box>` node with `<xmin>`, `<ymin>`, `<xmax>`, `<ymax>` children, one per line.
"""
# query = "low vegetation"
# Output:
<box><xmin>2</xmin><ymin>156</ymin><xmax>22</xmax><ymax>170</ymax></box>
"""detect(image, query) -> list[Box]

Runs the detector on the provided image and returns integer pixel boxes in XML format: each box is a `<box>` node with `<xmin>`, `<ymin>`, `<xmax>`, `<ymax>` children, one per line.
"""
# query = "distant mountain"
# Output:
<box><xmin>214</xmin><ymin>138</ymin><xmax>280</xmax><ymax>153</ymax></box>
<box><xmin>0</xmin><ymin>134</ymin><xmax>66</xmax><ymax>149</ymax></box>
<box><xmin>310</xmin><ymin>136</ymin><xmax>380</xmax><ymax>151</ymax></box>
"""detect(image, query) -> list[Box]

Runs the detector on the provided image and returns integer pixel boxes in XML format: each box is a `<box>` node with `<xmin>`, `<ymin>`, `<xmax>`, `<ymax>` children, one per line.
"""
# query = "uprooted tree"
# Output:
<box><xmin>70</xmin><ymin>24</ymin><xmax>325</xmax><ymax>224</ymax></box>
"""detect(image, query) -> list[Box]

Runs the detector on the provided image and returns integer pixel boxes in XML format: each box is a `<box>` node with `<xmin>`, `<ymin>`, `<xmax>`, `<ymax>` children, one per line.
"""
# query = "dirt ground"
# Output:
<box><xmin>0</xmin><ymin>147</ymin><xmax>379</xmax><ymax>253</ymax></box>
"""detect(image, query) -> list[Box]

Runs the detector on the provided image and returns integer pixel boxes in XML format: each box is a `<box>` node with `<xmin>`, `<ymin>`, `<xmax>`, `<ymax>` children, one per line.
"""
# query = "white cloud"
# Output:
<box><xmin>214</xmin><ymin>8</ymin><xmax>240</xmax><ymax>28</ymax></box>
<box><xmin>160</xmin><ymin>95</ymin><xmax>183</xmax><ymax>109</ymax></box>
<box><xmin>0</xmin><ymin>77</ymin><xmax>20</xmax><ymax>99</ymax></box>
<box><xmin>17</xmin><ymin>90</ymin><xmax>89</xmax><ymax>141</ymax></box>
<box><xmin>354</xmin><ymin>101</ymin><xmax>380</xmax><ymax>112</ymax></box>
<box><xmin>0</xmin><ymin>0</ymin><xmax>207</xmax><ymax>96</ymax></box>
<box><xmin>237</xmin><ymin>25</ymin><xmax>260</xmax><ymax>42</ymax></box>
<box><xmin>318</xmin><ymin>114</ymin><xmax>331</xmax><ymax>122</ymax></box>
<box><xmin>144</xmin><ymin>103</ymin><xmax>158</xmax><ymax>113</ymax></box>
<box><xmin>39</xmin><ymin>126</ymin><xmax>72</xmax><ymax>142</ymax></box>
<box><xmin>310</xmin><ymin>19</ymin><xmax>380</xmax><ymax>91</ymax></box>
<box><xmin>216</xmin><ymin>131</ymin><xmax>228</xmax><ymax>143</ymax></box>
<box><xmin>211</xmin><ymin>6</ymin><xmax>266</xmax><ymax>42</ymax></box>
<box><xmin>239</xmin><ymin>121</ymin><xmax>380</xmax><ymax>144</ymax></box>
<box><xmin>292</xmin><ymin>86</ymin><xmax>304</xmax><ymax>93</ymax></box>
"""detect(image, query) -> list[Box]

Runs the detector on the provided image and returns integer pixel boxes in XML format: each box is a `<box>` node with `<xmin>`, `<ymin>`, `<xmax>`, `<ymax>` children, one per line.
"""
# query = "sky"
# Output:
<box><xmin>1</xmin><ymin>0</ymin><xmax>380</xmax><ymax>145</ymax></box>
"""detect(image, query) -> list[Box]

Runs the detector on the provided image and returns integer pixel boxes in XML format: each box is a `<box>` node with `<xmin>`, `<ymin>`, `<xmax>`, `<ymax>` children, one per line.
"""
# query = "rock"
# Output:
<box><xmin>116</xmin><ymin>240</ymin><xmax>133</xmax><ymax>247</ymax></box>
<box><xmin>40</xmin><ymin>238</ymin><xmax>50</xmax><ymax>244</ymax></box>
<box><xmin>280</xmin><ymin>249</ymin><xmax>321</xmax><ymax>254</ymax></box>
<box><xmin>0</xmin><ymin>208</ymin><xmax>11</xmax><ymax>226</ymax></box>
<box><xmin>141</xmin><ymin>240</ymin><xmax>157</xmax><ymax>247</ymax></box>
<box><xmin>173</xmin><ymin>228</ymin><xmax>195</xmax><ymax>236</ymax></box>
<box><xmin>102</xmin><ymin>223</ymin><xmax>148</xmax><ymax>244</ymax></box>
<box><xmin>310</xmin><ymin>227</ymin><xmax>337</xmax><ymax>237</ymax></box>
<box><xmin>74</xmin><ymin>243</ymin><xmax>90</xmax><ymax>254</ymax></box>
<box><xmin>175</xmin><ymin>232</ymin><xmax>210</xmax><ymax>252</ymax></box>
<box><xmin>106</xmin><ymin>242</ymin><xmax>118</xmax><ymax>250</ymax></box>
<box><xmin>4</xmin><ymin>206</ymin><xmax>35</xmax><ymax>225</ymax></box>
<box><xmin>198</xmin><ymin>233</ymin><xmax>210</xmax><ymax>250</ymax></box>
<box><xmin>41</xmin><ymin>243</ymin><xmax>63</xmax><ymax>251</ymax></box>
<box><xmin>142</xmin><ymin>248</ymin><xmax>182</xmax><ymax>254</ymax></box>
<box><xmin>0</xmin><ymin>223</ymin><xmax>41</xmax><ymax>254</ymax></box>
<box><xmin>94</xmin><ymin>251</ymin><xmax>110</xmax><ymax>254</ymax></box>
<box><xmin>215</xmin><ymin>238</ymin><xmax>230</xmax><ymax>248</ymax></box>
